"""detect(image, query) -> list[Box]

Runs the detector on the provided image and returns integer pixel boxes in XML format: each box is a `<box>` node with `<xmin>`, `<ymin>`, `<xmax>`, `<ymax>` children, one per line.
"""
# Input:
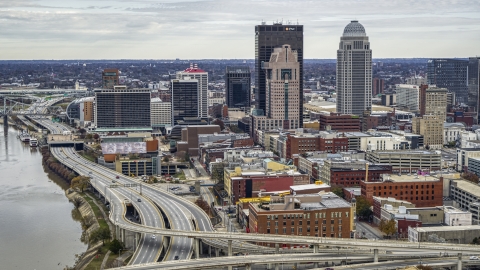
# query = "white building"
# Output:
<box><xmin>208</xmin><ymin>97</ymin><xmax>225</xmax><ymax>106</ymax></box>
<box><xmin>460</xmin><ymin>131</ymin><xmax>479</xmax><ymax>148</ymax></box>
<box><xmin>360</xmin><ymin>134</ymin><xmax>410</xmax><ymax>151</ymax></box>
<box><xmin>457</xmin><ymin>148</ymin><xmax>480</xmax><ymax>171</ymax></box>
<box><xmin>336</xmin><ymin>20</ymin><xmax>372</xmax><ymax>115</ymax></box>
<box><xmin>176</xmin><ymin>64</ymin><xmax>208</xmax><ymax>119</ymax></box>
<box><xmin>444</xmin><ymin>122</ymin><xmax>465</xmax><ymax>144</ymax></box>
<box><xmin>395</xmin><ymin>84</ymin><xmax>419</xmax><ymax>111</ymax></box>
<box><xmin>444</xmin><ymin>205</ymin><xmax>472</xmax><ymax>226</ymax></box>
<box><xmin>151</xmin><ymin>98</ymin><xmax>172</xmax><ymax>127</ymax></box>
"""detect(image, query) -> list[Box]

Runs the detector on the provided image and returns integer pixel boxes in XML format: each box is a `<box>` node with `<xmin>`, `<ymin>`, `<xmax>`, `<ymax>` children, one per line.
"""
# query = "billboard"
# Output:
<box><xmin>101</xmin><ymin>142</ymin><xmax>147</xmax><ymax>154</ymax></box>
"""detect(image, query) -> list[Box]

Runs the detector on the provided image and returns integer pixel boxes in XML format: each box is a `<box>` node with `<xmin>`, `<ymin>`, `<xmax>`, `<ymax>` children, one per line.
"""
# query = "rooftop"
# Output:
<box><xmin>453</xmin><ymin>180</ymin><xmax>480</xmax><ymax>196</ymax></box>
<box><xmin>290</xmin><ymin>183</ymin><xmax>330</xmax><ymax>191</ymax></box>
<box><xmin>378</xmin><ymin>174</ymin><xmax>440</xmax><ymax>183</ymax></box>
<box><xmin>343</xmin><ymin>20</ymin><xmax>366</xmax><ymax>37</ymax></box>
<box><xmin>414</xmin><ymin>225</ymin><xmax>480</xmax><ymax>233</ymax></box>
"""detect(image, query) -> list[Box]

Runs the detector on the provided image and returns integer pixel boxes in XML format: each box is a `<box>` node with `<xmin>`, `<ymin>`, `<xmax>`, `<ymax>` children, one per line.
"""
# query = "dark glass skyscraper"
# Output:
<box><xmin>225</xmin><ymin>66</ymin><xmax>251</xmax><ymax>109</ymax></box>
<box><xmin>427</xmin><ymin>59</ymin><xmax>468</xmax><ymax>104</ymax></box>
<box><xmin>255</xmin><ymin>23</ymin><xmax>303</xmax><ymax>126</ymax></box>
<box><xmin>171</xmin><ymin>79</ymin><xmax>199</xmax><ymax>125</ymax></box>
<box><xmin>468</xmin><ymin>57</ymin><xmax>480</xmax><ymax>123</ymax></box>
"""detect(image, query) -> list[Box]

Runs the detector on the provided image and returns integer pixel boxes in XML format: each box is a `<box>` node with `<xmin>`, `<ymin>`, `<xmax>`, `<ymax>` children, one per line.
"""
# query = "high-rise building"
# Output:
<box><xmin>412</xmin><ymin>115</ymin><xmax>444</xmax><ymax>150</ymax></box>
<box><xmin>94</xmin><ymin>87</ymin><xmax>151</xmax><ymax>128</ymax></box>
<box><xmin>418</xmin><ymin>85</ymin><xmax>448</xmax><ymax>122</ymax></box>
<box><xmin>251</xmin><ymin>45</ymin><xmax>300</xmax><ymax>134</ymax></box>
<box><xmin>336</xmin><ymin>20</ymin><xmax>372</xmax><ymax>116</ymax></box>
<box><xmin>176</xmin><ymin>64</ymin><xmax>208</xmax><ymax>119</ymax></box>
<box><xmin>395</xmin><ymin>84</ymin><xmax>420</xmax><ymax>111</ymax></box>
<box><xmin>468</xmin><ymin>57</ymin><xmax>480</xmax><ymax>123</ymax></box>
<box><xmin>427</xmin><ymin>59</ymin><xmax>468</xmax><ymax>103</ymax></box>
<box><xmin>255</xmin><ymin>22</ymin><xmax>303</xmax><ymax>125</ymax></box>
<box><xmin>151</xmin><ymin>98</ymin><xmax>172</xmax><ymax>127</ymax></box>
<box><xmin>372</xmin><ymin>78</ymin><xmax>384</xmax><ymax>96</ymax></box>
<box><xmin>225</xmin><ymin>66</ymin><xmax>251</xmax><ymax>109</ymax></box>
<box><xmin>102</xmin><ymin>69</ymin><xmax>119</xmax><ymax>89</ymax></box>
<box><xmin>171</xmin><ymin>78</ymin><xmax>199</xmax><ymax>125</ymax></box>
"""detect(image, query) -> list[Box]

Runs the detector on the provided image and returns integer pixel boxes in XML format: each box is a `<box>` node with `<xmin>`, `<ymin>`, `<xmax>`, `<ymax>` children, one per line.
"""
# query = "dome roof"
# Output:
<box><xmin>343</xmin><ymin>20</ymin><xmax>366</xmax><ymax>37</ymax></box>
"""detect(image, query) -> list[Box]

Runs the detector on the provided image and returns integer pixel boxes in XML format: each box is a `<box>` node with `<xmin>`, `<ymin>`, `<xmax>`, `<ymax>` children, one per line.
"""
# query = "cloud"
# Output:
<box><xmin>0</xmin><ymin>0</ymin><xmax>479</xmax><ymax>59</ymax></box>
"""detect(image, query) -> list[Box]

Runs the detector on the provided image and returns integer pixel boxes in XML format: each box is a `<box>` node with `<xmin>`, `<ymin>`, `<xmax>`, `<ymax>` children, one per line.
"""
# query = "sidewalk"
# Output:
<box><xmin>356</xmin><ymin>221</ymin><xmax>385</xmax><ymax>239</ymax></box>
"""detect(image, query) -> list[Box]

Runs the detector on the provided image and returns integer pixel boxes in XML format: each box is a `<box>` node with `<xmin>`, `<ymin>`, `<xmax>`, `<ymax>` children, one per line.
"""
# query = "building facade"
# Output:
<box><xmin>102</xmin><ymin>68</ymin><xmax>119</xmax><ymax>89</ymax></box>
<box><xmin>365</xmin><ymin>150</ymin><xmax>441</xmax><ymax>174</ymax></box>
<box><xmin>151</xmin><ymin>98</ymin><xmax>172</xmax><ymax>127</ymax></box>
<box><xmin>171</xmin><ymin>79</ymin><xmax>199</xmax><ymax>125</ymax></box>
<box><xmin>255</xmin><ymin>22</ymin><xmax>303</xmax><ymax>125</ymax></box>
<box><xmin>395</xmin><ymin>84</ymin><xmax>419</xmax><ymax>111</ymax></box>
<box><xmin>317</xmin><ymin>112</ymin><xmax>361</xmax><ymax>131</ymax></box>
<box><xmin>176</xmin><ymin>64</ymin><xmax>208</xmax><ymax>119</ymax></box>
<box><xmin>336</xmin><ymin>20</ymin><xmax>372</xmax><ymax>115</ymax></box>
<box><xmin>372</xmin><ymin>78</ymin><xmax>384</xmax><ymax>96</ymax></box>
<box><xmin>225</xmin><ymin>66</ymin><xmax>251</xmax><ymax>109</ymax></box>
<box><xmin>94</xmin><ymin>88</ymin><xmax>151</xmax><ymax>128</ymax></box>
<box><xmin>468</xmin><ymin>57</ymin><xmax>480</xmax><ymax>123</ymax></box>
<box><xmin>427</xmin><ymin>59</ymin><xmax>468</xmax><ymax>104</ymax></box>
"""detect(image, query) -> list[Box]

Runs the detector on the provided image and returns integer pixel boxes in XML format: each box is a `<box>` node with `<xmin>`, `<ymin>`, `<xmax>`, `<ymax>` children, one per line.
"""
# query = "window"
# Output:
<box><xmin>267</xmin><ymin>228</ymin><xmax>270</xmax><ymax>233</ymax></box>
<box><xmin>283</xmin><ymin>228</ymin><xmax>286</xmax><ymax>234</ymax></box>
<box><xmin>291</xmin><ymin>221</ymin><xmax>294</xmax><ymax>226</ymax></box>
<box><xmin>291</xmin><ymin>228</ymin><xmax>295</xmax><ymax>233</ymax></box>
<box><xmin>331</xmin><ymin>220</ymin><xmax>335</xmax><ymax>224</ymax></box>
<box><xmin>275</xmin><ymin>221</ymin><xmax>278</xmax><ymax>227</ymax></box>
<box><xmin>299</xmin><ymin>221</ymin><xmax>302</xmax><ymax>226</ymax></box>
<box><xmin>267</xmin><ymin>221</ymin><xmax>270</xmax><ymax>227</ymax></box>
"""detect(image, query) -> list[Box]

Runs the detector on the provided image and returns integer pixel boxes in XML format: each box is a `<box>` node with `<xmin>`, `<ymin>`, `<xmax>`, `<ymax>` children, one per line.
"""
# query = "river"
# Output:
<box><xmin>0</xmin><ymin>126</ymin><xmax>87</xmax><ymax>270</ymax></box>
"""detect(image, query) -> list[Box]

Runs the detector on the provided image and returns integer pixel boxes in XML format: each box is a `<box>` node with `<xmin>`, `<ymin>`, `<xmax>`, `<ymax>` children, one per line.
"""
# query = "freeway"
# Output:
<box><xmin>51</xmin><ymin>148</ymin><xmax>165</xmax><ymax>264</ymax></box>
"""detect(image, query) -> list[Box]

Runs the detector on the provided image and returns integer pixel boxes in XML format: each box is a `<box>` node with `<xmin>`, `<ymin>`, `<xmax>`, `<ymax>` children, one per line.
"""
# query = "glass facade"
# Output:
<box><xmin>255</xmin><ymin>23</ymin><xmax>303</xmax><ymax>125</ymax></box>
<box><xmin>171</xmin><ymin>79</ymin><xmax>199</xmax><ymax>125</ymax></box>
<box><xmin>225</xmin><ymin>66</ymin><xmax>251</xmax><ymax>108</ymax></box>
<box><xmin>468</xmin><ymin>57</ymin><xmax>480</xmax><ymax>123</ymax></box>
<box><xmin>427</xmin><ymin>59</ymin><xmax>468</xmax><ymax>104</ymax></box>
<box><xmin>95</xmin><ymin>89</ymin><xmax>151</xmax><ymax>128</ymax></box>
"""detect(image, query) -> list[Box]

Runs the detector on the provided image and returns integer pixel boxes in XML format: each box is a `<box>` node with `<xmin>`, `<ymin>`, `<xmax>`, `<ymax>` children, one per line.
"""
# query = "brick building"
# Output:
<box><xmin>360</xmin><ymin>174</ymin><xmax>443</xmax><ymax>207</ymax></box>
<box><xmin>286</xmin><ymin>133</ymin><xmax>349</xmax><ymax>159</ymax></box>
<box><xmin>330</xmin><ymin>165</ymin><xmax>392</xmax><ymax>187</ymax></box>
<box><xmin>248</xmin><ymin>193</ymin><xmax>353</xmax><ymax>243</ymax></box>
<box><xmin>317</xmin><ymin>112</ymin><xmax>361</xmax><ymax>132</ymax></box>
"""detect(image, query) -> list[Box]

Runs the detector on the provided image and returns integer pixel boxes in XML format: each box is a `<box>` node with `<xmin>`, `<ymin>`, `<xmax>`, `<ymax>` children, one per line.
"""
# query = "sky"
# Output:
<box><xmin>1</xmin><ymin>0</ymin><xmax>479</xmax><ymax>60</ymax></box>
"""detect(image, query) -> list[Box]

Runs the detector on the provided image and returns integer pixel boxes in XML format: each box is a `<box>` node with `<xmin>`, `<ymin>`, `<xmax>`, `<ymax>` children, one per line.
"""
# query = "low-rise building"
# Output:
<box><xmin>248</xmin><ymin>192</ymin><xmax>353</xmax><ymax>241</ymax></box>
<box><xmin>457</xmin><ymin>148</ymin><xmax>480</xmax><ymax>172</ymax></box>
<box><xmin>289</xmin><ymin>182</ymin><xmax>331</xmax><ymax>195</ymax></box>
<box><xmin>450</xmin><ymin>179</ymin><xmax>480</xmax><ymax>224</ymax></box>
<box><xmin>444</xmin><ymin>122</ymin><xmax>465</xmax><ymax>144</ymax></box>
<box><xmin>408</xmin><ymin>225</ymin><xmax>480</xmax><ymax>244</ymax></box>
<box><xmin>365</xmin><ymin>150</ymin><xmax>441</xmax><ymax>174</ymax></box>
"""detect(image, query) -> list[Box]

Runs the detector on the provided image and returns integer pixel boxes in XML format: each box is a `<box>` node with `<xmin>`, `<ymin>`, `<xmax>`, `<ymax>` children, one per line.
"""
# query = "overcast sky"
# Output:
<box><xmin>1</xmin><ymin>0</ymin><xmax>479</xmax><ymax>60</ymax></box>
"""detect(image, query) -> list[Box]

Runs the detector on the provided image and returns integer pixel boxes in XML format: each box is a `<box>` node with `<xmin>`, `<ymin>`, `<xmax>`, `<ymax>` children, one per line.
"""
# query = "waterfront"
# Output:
<box><xmin>0</xmin><ymin>126</ymin><xmax>86</xmax><ymax>270</ymax></box>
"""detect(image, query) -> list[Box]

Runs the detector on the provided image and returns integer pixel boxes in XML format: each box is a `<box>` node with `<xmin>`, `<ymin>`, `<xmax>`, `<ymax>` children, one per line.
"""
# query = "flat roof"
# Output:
<box><xmin>453</xmin><ymin>180</ymin><xmax>480</xmax><ymax>196</ymax></box>
<box><xmin>95</xmin><ymin>127</ymin><xmax>152</xmax><ymax>132</ymax></box>
<box><xmin>381</xmin><ymin>174</ymin><xmax>439</xmax><ymax>182</ymax></box>
<box><xmin>290</xmin><ymin>183</ymin><xmax>330</xmax><ymax>191</ymax></box>
<box><xmin>415</xmin><ymin>225</ymin><xmax>480</xmax><ymax>233</ymax></box>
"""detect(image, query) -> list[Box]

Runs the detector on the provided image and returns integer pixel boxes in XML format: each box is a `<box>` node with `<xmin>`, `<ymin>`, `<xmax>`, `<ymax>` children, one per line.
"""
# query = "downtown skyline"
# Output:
<box><xmin>1</xmin><ymin>0</ymin><xmax>479</xmax><ymax>60</ymax></box>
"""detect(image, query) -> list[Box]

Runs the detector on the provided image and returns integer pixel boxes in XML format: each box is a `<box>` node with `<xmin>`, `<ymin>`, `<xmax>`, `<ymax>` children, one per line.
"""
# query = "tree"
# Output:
<box><xmin>162</xmin><ymin>156</ymin><xmax>170</xmax><ymax>163</ymax></box>
<box><xmin>462</xmin><ymin>172</ymin><xmax>479</xmax><ymax>184</ymax></box>
<box><xmin>211</xmin><ymin>162</ymin><xmax>228</xmax><ymax>183</ymax></box>
<box><xmin>89</xmin><ymin>227</ymin><xmax>111</xmax><ymax>246</ymax></box>
<box><xmin>93</xmin><ymin>133</ymin><xmax>100</xmax><ymax>141</ymax></box>
<box><xmin>473</xmin><ymin>237</ymin><xmax>479</xmax><ymax>245</ymax></box>
<box><xmin>71</xmin><ymin>196</ymin><xmax>83</xmax><ymax>209</ymax></box>
<box><xmin>331</xmin><ymin>186</ymin><xmax>345</xmax><ymax>199</ymax></box>
<box><xmin>195</xmin><ymin>198</ymin><xmax>211</xmax><ymax>214</ymax></box>
<box><xmin>212</xmin><ymin>119</ymin><xmax>225</xmax><ymax>130</ymax></box>
<box><xmin>416</xmin><ymin>265</ymin><xmax>434</xmax><ymax>270</ymax></box>
<box><xmin>70</xmin><ymin>175</ymin><xmax>91</xmax><ymax>192</ymax></box>
<box><xmin>78</xmin><ymin>128</ymin><xmax>86</xmax><ymax>139</ymax></box>
<box><xmin>85</xmin><ymin>133</ymin><xmax>93</xmax><ymax>140</ymax></box>
<box><xmin>229</xmin><ymin>125</ymin><xmax>243</xmax><ymax>133</ymax></box>
<box><xmin>108</xmin><ymin>239</ymin><xmax>124</xmax><ymax>254</ymax></box>
<box><xmin>379</xmin><ymin>218</ymin><xmax>396</xmax><ymax>237</ymax></box>
<box><xmin>356</xmin><ymin>196</ymin><xmax>373</xmax><ymax>220</ymax></box>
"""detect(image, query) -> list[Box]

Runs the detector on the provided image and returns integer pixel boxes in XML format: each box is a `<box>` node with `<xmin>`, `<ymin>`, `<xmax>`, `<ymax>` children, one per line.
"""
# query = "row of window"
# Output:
<box><xmin>267</xmin><ymin>219</ymin><xmax>341</xmax><ymax>227</ymax></box>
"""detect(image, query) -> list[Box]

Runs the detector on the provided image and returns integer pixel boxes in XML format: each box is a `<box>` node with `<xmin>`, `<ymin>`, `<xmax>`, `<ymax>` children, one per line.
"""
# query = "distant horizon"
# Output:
<box><xmin>1</xmin><ymin>0</ymin><xmax>479</xmax><ymax>60</ymax></box>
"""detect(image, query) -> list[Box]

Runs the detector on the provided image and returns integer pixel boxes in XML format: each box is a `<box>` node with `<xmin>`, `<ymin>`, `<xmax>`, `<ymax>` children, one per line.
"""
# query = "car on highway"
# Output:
<box><xmin>152</xmin><ymin>235</ymin><xmax>156</xmax><ymax>239</ymax></box>
<box><xmin>470</xmin><ymin>256</ymin><xmax>479</xmax><ymax>260</ymax></box>
<box><xmin>116</xmin><ymin>175</ymin><xmax>119</xmax><ymax>179</ymax></box>
<box><xmin>112</xmin><ymin>180</ymin><xmax>116</xmax><ymax>183</ymax></box>
<box><xmin>137</xmin><ymin>198</ymin><xmax>142</xmax><ymax>202</ymax></box>
<box><xmin>174</xmin><ymin>256</ymin><xmax>179</xmax><ymax>260</ymax></box>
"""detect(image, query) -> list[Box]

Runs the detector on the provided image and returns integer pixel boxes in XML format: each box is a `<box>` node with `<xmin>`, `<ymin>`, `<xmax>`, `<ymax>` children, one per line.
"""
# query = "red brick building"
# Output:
<box><xmin>372</xmin><ymin>78</ymin><xmax>385</xmax><ymax>96</ymax></box>
<box><xmin>330</xmin><ymin>165</ymin><xmax>392</xmax><ymax>187</ymax></box>
<box><xmin>286</xmin><ymin>134</ymin><xmax>348</xmax><ymax>159</ymax></box>
<box><xmin>360</xmin><ymin>174</ymin><xmax>443</xmax><ymax>207</ymax></box>
<box><xmin>318</xmin><ymin>113</ymin><xmax>361</xmax><ymax>132</ymax></box>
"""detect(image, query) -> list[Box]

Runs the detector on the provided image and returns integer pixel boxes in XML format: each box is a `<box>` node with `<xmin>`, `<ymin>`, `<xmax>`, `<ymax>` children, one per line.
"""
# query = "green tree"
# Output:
<box><xmin>211</xmin><ymin>162</ymin><xmax>228</xmax><ymax>183</ymax></box>
<box><xmin>162</xmin><ymin>156</ymin><xmax>170</xmax><ymax>163</ymax></box>
<box><xmin>229</xmin><ymin>125</ymin><xmax>244</xmax><ymax>133</ymax></box>
<box><xmin>85</xmin><ymin>133</ymin><xmax>93</xmax><ymax>140</ymax></box>
<box><xmin>356</xmin><ymin>196</ymin><xmax>373</xmax><ymax>220</ymax></box>
<box><xmin>89</xmin><ymin>227</ymin><xmax>111</xmax><ymax>246</ymax></box>
<box><xmin>331</xmin><ymin>186</ymin><xmax>345</xmax><ymax>199</ymax></box>
<box><xmin>379</xmin><ymin>218</ymin><xmax>397</xmax><ymax>237</ymax></box>
<box><xmin>108</xmin><ymin>239</ymin><xmax>124</xmax><ymax>254</ymax></box>
<box><xmin>212</xmin><ymin>119</ymin><xmax>225</xmax><ymax>130</ymax></box>
<box><xmin>70</xmin><ymin>175</ymin><xmax>91</xmax><ymax>192</ymax></box>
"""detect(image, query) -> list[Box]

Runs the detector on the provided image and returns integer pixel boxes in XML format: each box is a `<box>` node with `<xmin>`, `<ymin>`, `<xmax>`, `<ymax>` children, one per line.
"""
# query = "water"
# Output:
<box><xmin>0</xmin><ymin>126</ymin><xmax>87</xmax><ymax>270</ymax></box>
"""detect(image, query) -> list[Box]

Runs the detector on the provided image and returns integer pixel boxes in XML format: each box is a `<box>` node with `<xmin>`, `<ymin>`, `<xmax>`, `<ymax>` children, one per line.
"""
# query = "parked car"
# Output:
<box><xmin>470</xmin><ymin>256</ymin><xmax>479</xmax><ymax>260</ymax></box>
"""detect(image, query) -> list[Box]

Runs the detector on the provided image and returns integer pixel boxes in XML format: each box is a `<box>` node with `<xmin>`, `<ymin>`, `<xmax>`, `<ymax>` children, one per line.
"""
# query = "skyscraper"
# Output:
<box><xmin>225</xmin><ymin>66</ymin><xmax>251</xmax><ymax>109</ymax></box>
<box><xmin>372</xmin><ymin>78</ymin><xmax>384</xmax><ymax>96</ymax></box>
<box><xmin>336</xmin><ymin>20</ymin><xmax>372</xmax><ymax>116</ymax></box>
<box><xmin>255</xmin><ymin>22</ymin><xmax>303</xmax><ymax>125</ymax></box>
<box><xmin>102</xmin><ymin>69</ymin><xmax>119</xmax><ymax>89</ymax></box>
<box><xmin>171</xmin><ymin>78</ymin><xmax>199</xmax><ymax>125</ymax></box>
<box><xmin>468</xmin><ymin>57</ymin><xmax>480</xmax><ymax>123</ymax></box>
<box><xmin>176</xmin><ymin>64</ymin><xmax>208</xmax><ymax>119</ymax></box>
<box><xmin>427</xmin><ymin>59</ymin><xmax>468</xmax><ymax>104</ymax></box>
<box><xmin>251</xmin><ymin>45</ymin><xmax>300</xmax><ymax>137</ymax></box>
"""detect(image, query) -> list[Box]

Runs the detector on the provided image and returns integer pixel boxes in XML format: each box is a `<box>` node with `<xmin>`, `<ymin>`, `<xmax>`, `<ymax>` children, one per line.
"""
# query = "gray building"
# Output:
<box><xmin>427</xmin><ymin>58</ymin><xmax>468</xmax><ymax>104</ymax></box>
<box><xmin>171</xmin><ymin>79</ymin><xmax>199</xmax><ymax>125</ymax></box>
<box><xmin>468</xmin><ymin>57</ymin><xmax>480</xmax><ymax>123</ymax></box>
<box><xmin>365</xmin><ymin>150</ymin><xmax>441</xmax><ymax>174</ymax></box>
<box><xmin>225</xmin><ymin>66</ymin><xmax>251</xmax><ymax>109</ymax></box>
<box><xmin>94</xmin><ymin>88</ymin><xmax>151</xmax><ymax>128</ymax></box>
<box><xmin>336</xmin><ymin>20</ymin><xmax>372</xmax><ymax>116</ymax></box>
<box><xmin>255</xmin><ymin>22</ymin><xmax>303</xmax><ymax>125</ymax></box>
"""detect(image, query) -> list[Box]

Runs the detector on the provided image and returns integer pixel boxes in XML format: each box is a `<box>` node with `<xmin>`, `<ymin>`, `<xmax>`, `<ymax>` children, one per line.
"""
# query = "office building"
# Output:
<box><xmin>427</xmin><ymin>59</ymin><xmax>468</xmax><ymax>103</ymax></box>
<box><xmin>102</xmin><ymin>68</ymin><xmax>119</xmax><ymax>89</ymax></box>
<box><xmin>94</xmin><ymin>87</ymin><xmax>151</xmax><ymax>129</ymax></box>
<box><xmin>317</xmin><ymin>112</ymin><xmax>361</xmax><ymax>132</ymax></box>
<box><xmin>395</xmin><ymin>84</ymin><xmax>419</xmax><ymax>111</ymax></box>
<box><xmin>365</xmin><ymin>150</ymin><xmax>441</xmax><ymax>174</ymax></box>
<box><xmin>336</xmin><ymin>20</ymin><xmax>372</xmax><ymax>116</ymax></box>
<box><xmin>255</xmin><ymin>22</ymin><xmax>303</xmax><ymax>125</ymax></box>
<box><xmin>412</xmin><ymin>115</ymin><xmax>444</xmax><ymax>150</ymax></box>
<box><xmin>468</xmin><ymin>57</ymin><xmax>480</xmax><ymax>123</ymax></box>
<box><xmin>176</xmin><ymin>64</ymin><xmax>208</xmax><ymax>119</ymax></box>
<box><xmin>372</xmin><ymin>78</ymin><xmax>384</xmax><ymax>96</ymax></box>
<box><xmin>171</xmin><ymin>78</ymin><xmax>199</xmax><ymax>125</ymax></box>
<box><xmin>151</xmin><ymin>98</ymin><xmax>172</xmax><ymax>128</ymax></box>
<box><xmin>251</xmin><ymin>44</ymin><xmax>301</xmax><ymax>131</ymax></box>
<box><xmin>225</xmin><ymin>66</ymin><xmax>251</xmax><ymax>109</ymax></box>
<box><xmin>418</xmin><ymin>85</ymin><xmax>448</xmax><ymax>122</ymax></box>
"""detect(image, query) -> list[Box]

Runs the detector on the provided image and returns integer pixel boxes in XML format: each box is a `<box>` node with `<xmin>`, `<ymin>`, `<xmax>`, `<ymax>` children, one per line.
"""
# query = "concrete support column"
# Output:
<box><xmin>194</xmin><ymin>238</ymin><xmax>200</xmax><ymax>259</ymax></box>
<box><xmin>457</xmin><ymin>253</ymin><xmax>462</xmax><ymax>270</ymax></box>
<box><xmin>121</xmin><ymin>229</ymin><xmax>125</xmax><ymax>243</ymax></box>
<box><xmin>208</xmin><ymin>245</ymin><xmax>211</xmax><ymax>257</ymax></box>
<box><xmin>228</xmin><ymin>240</ymin><xmax>232</xmax><ymax>256</ymax></box>
<box><xmin>275</xmin><ymin>264</ymin><xmax>279</xmax><ymax>270</ymax></box>
<box><xmin>245</xmin><ymin>264</ymin><xmax>252</xmax><ymax>270</ymax></box>
<box><xmin>134</xmin><ymin>233</ymin><xmax>139</xmax><ymax>251</ymax></box>
<box><xmin>374</xmin><ymin>249</ymin><xmax>378</xmax><ymax>263</ymax></box>
<box><xmin>275</xmin><ymin>243</ymin><xmax>279</xmax><ymax>253</ymax></box>
<box><xmin>200</xmin><ymin>240</ymin><xmax>203</xmax><ymax>255</ymax></box>
<box><xmin>115</xmin><ymin>225</ymin><xmax>120</xmax><ymax>240</ymax></box>
<box><xmin>294</xmin><ymin>263</ymin><xmax>298</xmax><ymax>269</ymax></box>
<box><xmin>215</xmin><ymin>248</ymin><xmax>220</xmax><ymax>257</ymax></box>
